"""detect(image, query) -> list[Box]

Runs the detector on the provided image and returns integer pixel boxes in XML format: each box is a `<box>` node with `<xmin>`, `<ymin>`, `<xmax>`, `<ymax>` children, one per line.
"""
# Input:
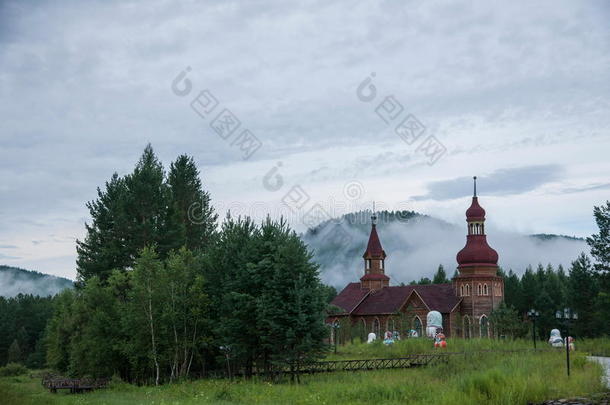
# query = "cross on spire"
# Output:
<box><xmin>372</xmin><ymin>201</ymin><xmax>377</xmax><ymax>225</ymax></box>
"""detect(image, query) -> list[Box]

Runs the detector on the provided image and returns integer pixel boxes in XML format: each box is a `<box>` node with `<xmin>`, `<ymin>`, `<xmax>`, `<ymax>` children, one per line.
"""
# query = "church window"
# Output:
<box><xmin>366</xmin><ymin>259</ymin><xmax>371</xmax><ymax>270</ymax></box>
<box><xmin>477</xmin><ymin>284</ymin><xmax>482</xmax><ymax>296</ymax></box>
<box><xmin>480</xmin><ymin>315</ymin><xmax>489</xmax><ymax>337</ymax></box>
<box><xmin>465</xmin><ymin>284</ymin><xmax>470</xmax><ymax>296</ymax></box>
<box><xmin>372</xmin><ymin>318</ymin><xmax>380</xmax><ymax>336</ymax></box>
<box><xmin>483</xmin><ymin>283</ymin><xmax>488</xmax><ymax>296</ymax></box>
<box><xmin>460</xmin><ymin>285</ymin><xmax>464</xmax><ymax>296</ymax></box>
<box><xmin>413</xmin><ymin>316</ymin><xmax>423</xmax><ymax>337</ymax></box>
<box><xmin>380</xmin><ymin>260</ymin><xmax>384</xmax><ymax>270</ymax></box>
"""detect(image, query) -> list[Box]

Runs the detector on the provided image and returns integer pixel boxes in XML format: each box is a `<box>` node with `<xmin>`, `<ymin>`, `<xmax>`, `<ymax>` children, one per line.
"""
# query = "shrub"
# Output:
<box><xmin>0</xmin><ymin>363</ymin><xmax>28</xmax><ymax>377</ymax></box>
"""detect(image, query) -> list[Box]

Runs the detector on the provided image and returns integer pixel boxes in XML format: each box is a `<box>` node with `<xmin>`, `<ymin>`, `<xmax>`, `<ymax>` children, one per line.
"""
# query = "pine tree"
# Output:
<box><xmin>503</xmin><ymin>270</ymin><xmax>523</xmax><ymax>311</ymax></box>
<box><xmin>166</xmin><ymin>155</ymin><xmax>217</xmax><ymax>252</ymax></box>
<box><xmin>67</xmin><ymin>277</ymin><xmax>123</xmax><ymax>378</ymax></box>
<box><xmin>256</xmin><ymin>224</ymin><xmax>328</xmax><ymax>382</ymax></box>
<box><xmin>7</xmin><ymin>339</ymin><xmax>21</xmax><ymax>364</ymax></box>
<box><xmin>208</xmin><ymin>215</ymin><xmax>260</xmax><ymax>376</ymax></box>
<box><xmin>587</xmin><ymin>201</ymin><xmax>610</xmax><ymax>277</ymax></box>
<box><xmin>76</xmin><ymin>173</ymin><xmax>130</xmax><ymax>282</ymax></box>
<box><xmin>520</xmin><ymin>266</ymin><xmax>537</xmax><ymax>314</ymax></box>
<box><xmin>568</xmin><ymin>253</ymin><xmax>598</xmax><ymax>337</ymax></box>
<box><xmin>432</xmin><ymin>265</ymin><xmax>449</xmax><ymax>284</ymax></box>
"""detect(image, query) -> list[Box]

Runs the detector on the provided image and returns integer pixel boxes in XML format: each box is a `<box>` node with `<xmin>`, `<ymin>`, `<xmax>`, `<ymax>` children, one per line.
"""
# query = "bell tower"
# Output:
<box><xmin>453</xmin><ymin>177</ymin><xmax>504</xmax><ymax>334</ymax></box>
<box><xmin>360</xmin><ymin>210</ymin><xmax>389</xmax><ymax>290</ymax></box>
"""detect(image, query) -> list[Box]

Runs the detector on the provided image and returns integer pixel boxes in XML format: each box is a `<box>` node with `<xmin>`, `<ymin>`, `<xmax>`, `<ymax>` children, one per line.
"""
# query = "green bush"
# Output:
<box><xmin>0</xmin><ymin>363</ymin><xmax>28</xmax><ymax>377</ymax></box>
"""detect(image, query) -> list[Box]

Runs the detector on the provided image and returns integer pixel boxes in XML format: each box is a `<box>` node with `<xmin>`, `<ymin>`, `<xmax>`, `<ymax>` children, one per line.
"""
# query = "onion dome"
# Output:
<box><xmin>456</xmin><ymin>234</ymin><xmax>499</xmax><ymax>266</ymax></box>
<box><xmin>466</xmin><ymin>197</ymin><xmax>485</xmax><ymax>220</ymax></box>
<box><xmin>456</xmin><ymin>176</ymin><xmax>499</xmax><ymax>267</ymax></box>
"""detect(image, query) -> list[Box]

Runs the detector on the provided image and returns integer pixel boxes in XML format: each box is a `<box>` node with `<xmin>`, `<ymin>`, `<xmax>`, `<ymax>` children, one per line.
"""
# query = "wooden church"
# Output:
<box><xmin>329</xmin><ymin>179</ymin><xmax>504</xmax><ymax>338</ymax></box>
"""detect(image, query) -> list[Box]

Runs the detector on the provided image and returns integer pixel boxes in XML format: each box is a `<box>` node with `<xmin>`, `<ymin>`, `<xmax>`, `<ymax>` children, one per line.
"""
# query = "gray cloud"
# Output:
<box><xmin>413</xmin><ymin>165</ymin><xmax>564</xmax><ymax>200</ymax></box>
<box><xmin>0</xmin><ymin>0</ymin><xmax>608</xmax><ymax>277</ymax></box>
<box><xmin>561</xmin><ymin>183</ymin><xmax>610</xmax><ymax>194</ymax></box>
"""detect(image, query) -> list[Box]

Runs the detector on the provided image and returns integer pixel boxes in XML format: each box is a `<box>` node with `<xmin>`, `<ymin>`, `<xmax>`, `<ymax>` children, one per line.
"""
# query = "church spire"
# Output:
<box><xmin>456</xmin><ymin>179</ymin><xmax>499</xmax><ymax>269</ymax></box>
<box><xmin>360</xmin><ymin>205</ymin><xmax>389</xmax><ymax>290</ymax></box>
<box><xmin>473</xmin><ymin>176</ymin><xmax>477</xmax><ymax>197</ymax></box>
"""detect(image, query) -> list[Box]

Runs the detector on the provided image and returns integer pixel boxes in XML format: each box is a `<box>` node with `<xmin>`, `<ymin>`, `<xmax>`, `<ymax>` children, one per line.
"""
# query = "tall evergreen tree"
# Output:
<box><xmin>568</xmin><ymin>253</ymin><xmax>598</xmax><ymax>337</ymax></box>
<box><xmin>257</xmin><ymin>224</ymin><xmax>328</xmax><ymax>381</ymax></box>
<box><xmin>76</xmin><ymin>173</ymin><xmax>130</xmax><ymax>282</ymax></box>
<box><xmin>166</xmin><ymin>155</ymin><xmax>217</xmax><ymax>252</ymax></box>
<box><xmin>503</xmin><ymin>270</ymin><xmax>522</xmax><ymax>310</ymax></box>
<box><xmin>520</xmin><ymin>266</ymin><xmax>537</xmax><ymax>314</ymax></box>
<box><xmin>432</xmin><ymin>265</ymin><xmax>449</xmax><ymax>284</ymax></box>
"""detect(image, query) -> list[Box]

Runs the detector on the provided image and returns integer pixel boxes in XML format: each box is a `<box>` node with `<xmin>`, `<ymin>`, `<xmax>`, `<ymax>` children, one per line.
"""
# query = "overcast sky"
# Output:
<box><xmin>1</xmin><ymin>0</ymin><xmax>609</xmax><ymax>280</ymax></box>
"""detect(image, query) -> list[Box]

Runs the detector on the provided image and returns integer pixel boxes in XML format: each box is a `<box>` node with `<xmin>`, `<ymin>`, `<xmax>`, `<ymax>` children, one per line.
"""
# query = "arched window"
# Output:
<box><xmin>380</xmin><ymin>260</ymin><xmax>384</xmax><ymax>270</ymax></box>
<box><xmin>465</xmin><ymin>284</ymin><xmax>470</xmax><ymax>296</ymax></box>
<box><xmin>460</xmin><ymin>285</ymin><xmax>464</xmax><ymax>296</ymax></box>
<box><xmin>483</xmin><ymin>284</ymin><xmax>488</xmax><ymax>296</ymax></box>
<box><xmin>480</xmin><ymin>315</ymin><xmax>489</xmax><ymax>337</ymax></box>
<box><xmin>366</xmin><ymin>259</ymin><xmax>371</xmax><ymax>270</ymax></box>
<box><xmin>463</xmin><ymin>316</ymin><xmax>472</xmax><ymax>339</ymax></box>
<box><xmin>477</xmin><ymin>284</ymin><xmax>482</xmax><ymax>296</ymax></box>
<box><xmin>413</xmin><ymin>316</ymin><xmax>423</xmax><ymax>337</ymax></box>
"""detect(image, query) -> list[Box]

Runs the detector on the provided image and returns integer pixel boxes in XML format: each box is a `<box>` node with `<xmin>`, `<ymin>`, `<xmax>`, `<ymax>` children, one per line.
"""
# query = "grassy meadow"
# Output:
<box><xmin>1</xmin><ymin>338</ymin><xmax>608</xmax><ymax>405</ymax></box>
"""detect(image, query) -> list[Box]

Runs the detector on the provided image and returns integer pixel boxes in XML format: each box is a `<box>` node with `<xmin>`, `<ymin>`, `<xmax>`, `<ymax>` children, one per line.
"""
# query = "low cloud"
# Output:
<box><xmin>304</xmin><ymin>215</ymin><xmax>587</xmax><ymax>289</ymax></box>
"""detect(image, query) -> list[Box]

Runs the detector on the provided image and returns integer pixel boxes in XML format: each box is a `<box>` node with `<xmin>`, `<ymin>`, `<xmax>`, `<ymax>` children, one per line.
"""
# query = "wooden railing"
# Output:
<box><xmin>42</xmin><ymin>374</ymin><xmax>109</xmax><ymax>393</ymax></box>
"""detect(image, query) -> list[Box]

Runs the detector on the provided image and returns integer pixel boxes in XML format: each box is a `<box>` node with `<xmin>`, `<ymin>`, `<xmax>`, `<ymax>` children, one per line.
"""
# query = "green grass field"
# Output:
<box><xmin>1</xmin><ymin>339</ymin><xmax>608</xmax><ymax>405</ymax></box>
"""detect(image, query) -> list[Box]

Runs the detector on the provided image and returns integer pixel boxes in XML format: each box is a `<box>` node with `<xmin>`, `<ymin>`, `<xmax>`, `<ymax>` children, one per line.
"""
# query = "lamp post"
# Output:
<box><xmin>555</xmin><ymin>308</ymin><xmax>579</xmax><ymax>377</ymax></box>
<box><xmin>219</xmin><ymin>345</ymin><xmax>232</xmax><ymax>380</ymax></box>
<box><xmin>331</xmin><ymin>322</ymin><xmax>340</xmax><ymax>354</ymax></box>
<box><xmin>527</xmin><ymin>309</ymin><xmax>540</xmax><ymax>349</ymax></box>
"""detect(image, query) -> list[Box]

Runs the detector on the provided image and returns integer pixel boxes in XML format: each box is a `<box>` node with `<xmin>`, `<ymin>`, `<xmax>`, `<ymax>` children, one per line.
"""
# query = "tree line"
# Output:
<box><xmin>43</xmin><ymin>145</ymin><xmax>328</xmax><ymax>383</ymax></box>
<box><xmin>1</xmin><ymin>145</ymin><xmax>608</xmax><ymax>378</ymax></box>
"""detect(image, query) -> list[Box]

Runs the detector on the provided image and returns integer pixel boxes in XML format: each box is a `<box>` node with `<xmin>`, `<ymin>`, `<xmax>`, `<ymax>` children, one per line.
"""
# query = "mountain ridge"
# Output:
<box><xmin>0</xmin><ymin>265</ymin><xmax>74</xmax><ymax>297</ymax></box>
<box><xmin>301</xmin><ymin>210</ymin><xmax>589</xmax><ymax>288</ymax></box>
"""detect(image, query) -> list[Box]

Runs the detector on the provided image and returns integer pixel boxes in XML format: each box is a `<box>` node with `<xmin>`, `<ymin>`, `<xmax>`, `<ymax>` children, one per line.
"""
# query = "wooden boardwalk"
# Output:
<box><xmin>250</xmin><ymin>348</ymin><xmax>549</xmax><ymax>376</ymax></box>
<box><xmin>42</xmin><ymin>375</ymin><xmax>109</xmax><ymax>393</ymax></box>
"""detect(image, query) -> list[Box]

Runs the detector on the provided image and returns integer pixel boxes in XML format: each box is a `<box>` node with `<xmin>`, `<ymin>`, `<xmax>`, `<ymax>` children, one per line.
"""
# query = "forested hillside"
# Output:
<box><xmin>0</xmin><ymin>265</ymin><xmax>73</xmax><ymax>297</ymax></box>
<box><xmin>303</xmin><ymin>211</ymin><xmax>588</xmax><ymax>288</ymax></box>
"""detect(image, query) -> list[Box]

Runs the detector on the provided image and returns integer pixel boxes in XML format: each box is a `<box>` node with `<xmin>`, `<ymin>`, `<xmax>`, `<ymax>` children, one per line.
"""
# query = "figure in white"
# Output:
<box><xmin>383</xmin><ymin>330</ymin><xmax>394</xmax><ymax>345</ymax></box>
<box><xmin>392</xmin><ymin>331</ymin><xmax>400</xmax><ymax>341</ymax></box>
<box><xmin>409</xmin><ymin>329</ymin><xmax>418</xmax><ymax>338</ymax></box>
<box><xmin>367</xmin><ymin>332</ymin><xmax>377</xmax><ymax>343</ymax></box>
<box><xmin>549</xmin><ymin>329</ymin><xmax>563</xmax><ymax>347</ymax></box>
<box><xmin>426</xmin><ymin>311</ymin><xmax>443</xmax><ymax>338</ymax></box>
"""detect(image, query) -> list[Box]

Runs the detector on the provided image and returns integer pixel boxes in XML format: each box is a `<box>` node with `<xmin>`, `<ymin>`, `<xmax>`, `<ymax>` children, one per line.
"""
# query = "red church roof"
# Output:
<box><xmin>331</xmin><ymin>283</ymin><xmax>461</xmax><ymax>315</ymax></box>
<box><xmin>456</xmin><ymin>235</ymin><xmax>499</xmax><ymax>266</ymax></box>
<box><xmin>457</xmin><ymin>195</ymin><xmax>499</xmax><ymax>267</ymax></box>
<box><xmin>330</xmin><ymin>282</ymin><xmax>369</xmax><ymax>313</ymax></box>
<box><xmin>363</xmin><ymin>224</ymin><xmax>386</xmax><ymax>258</ymax></box>
<box><xmin>466</xmin><ymin>197</ymin><xmax>485</xmax><ymax>220</ymax></box>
